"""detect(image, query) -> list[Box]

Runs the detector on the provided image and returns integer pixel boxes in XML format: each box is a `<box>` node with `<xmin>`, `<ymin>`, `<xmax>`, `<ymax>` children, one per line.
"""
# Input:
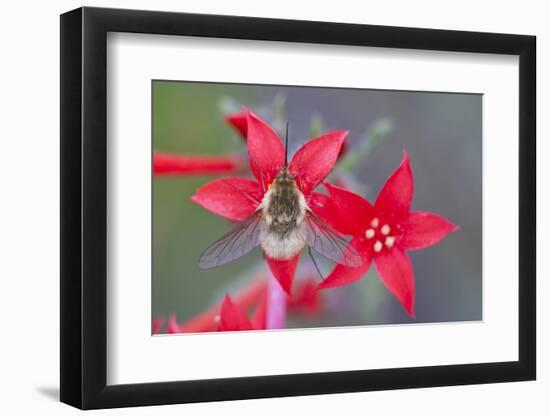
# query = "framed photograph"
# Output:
<box><xmin>60</xmin><ymin>6</ymin><xmax>536</xmax><ymax>409</ymax></box>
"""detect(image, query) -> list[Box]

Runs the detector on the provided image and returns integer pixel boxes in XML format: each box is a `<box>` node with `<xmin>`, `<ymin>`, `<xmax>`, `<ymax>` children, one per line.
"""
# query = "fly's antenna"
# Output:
<box><xmin>284</xmin><ymin>122</ymin><xmax>289</xmax><ymax>167</ymax></box>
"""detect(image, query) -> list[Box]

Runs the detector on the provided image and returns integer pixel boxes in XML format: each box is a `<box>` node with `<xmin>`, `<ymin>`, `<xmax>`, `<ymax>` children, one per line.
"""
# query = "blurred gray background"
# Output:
<box><xmin>152</xmin><ymin>80</ymin><xmax>481</xmax><ymax>329</ymax></box>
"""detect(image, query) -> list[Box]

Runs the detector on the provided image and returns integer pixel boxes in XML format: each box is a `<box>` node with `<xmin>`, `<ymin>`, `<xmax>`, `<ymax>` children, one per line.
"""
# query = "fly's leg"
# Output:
<box><xmin>308</xmin><ymin>246</ymin><xmax>325</xmax><ymax>281</ymax></box>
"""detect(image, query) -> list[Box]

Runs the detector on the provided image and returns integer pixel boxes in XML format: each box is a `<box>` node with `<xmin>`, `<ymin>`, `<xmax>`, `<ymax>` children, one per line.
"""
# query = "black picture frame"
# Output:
<box><xmin>60</xmin><ymin>6</ymin><xmax>536</xmax><ymax>410</ymax></box>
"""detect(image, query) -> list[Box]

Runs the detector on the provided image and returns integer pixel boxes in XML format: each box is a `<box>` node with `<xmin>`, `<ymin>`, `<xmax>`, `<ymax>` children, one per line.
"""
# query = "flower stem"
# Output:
<box><xmin>266</xmin><ymin>275</ymin><xmax>287</xmax><ymax>329</ymax></box>
<box><xmin>153</xmin><ymin>151</ymin><xmax>246</xmax><ymax>176</ymax></box>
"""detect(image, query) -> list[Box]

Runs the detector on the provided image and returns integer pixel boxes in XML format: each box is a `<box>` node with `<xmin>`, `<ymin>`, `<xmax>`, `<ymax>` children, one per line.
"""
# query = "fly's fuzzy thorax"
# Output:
<box><xmin>261</xmin><ymin>177</ymin><xmax>307</xmax><ymax>230</ymax></box>
<box><xmin>259</xmin><ymin>177</ymin><xmax>308</xmax><ymax>260</ymax></box>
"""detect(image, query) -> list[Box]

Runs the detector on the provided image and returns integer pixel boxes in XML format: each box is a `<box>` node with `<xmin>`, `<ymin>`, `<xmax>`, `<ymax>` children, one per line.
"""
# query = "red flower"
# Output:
<box><xmin>317</xmin><ymin>151</ymin><xmax>458</xmax><ymax>316</ymax></box>
<box><xmin>218</xmin><ymin>294</ymin><xmax>267</xmax><ymax>331</ymax></box>
<box><xmin>161</xmin><ymin>279</ymin><xmax>267</xmax><ymax>334</ymax></box>
<box><xmin>153</xmin><ymin>151</ymin><xmax>245</xmax><ymax>176</ymax></box>
<box><xmin>192</xmin><ymin>111</ymin><xmax>350</xmax><ymax>294</ymax></box>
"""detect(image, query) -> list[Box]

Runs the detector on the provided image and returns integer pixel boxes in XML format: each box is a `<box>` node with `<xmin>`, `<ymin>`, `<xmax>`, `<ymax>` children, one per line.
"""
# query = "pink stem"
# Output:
<box><xmin>266</xmin><ymin>274</ymin><xmax>287</xmax><ymax>329</ymax></box>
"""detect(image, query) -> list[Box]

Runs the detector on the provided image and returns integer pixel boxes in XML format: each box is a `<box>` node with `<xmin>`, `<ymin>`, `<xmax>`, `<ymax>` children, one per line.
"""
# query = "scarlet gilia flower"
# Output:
<box><xmin>153</xmin><ymin>151</ymin><xmax>246</xmax><ymax>176</ymax></box>
<box><xmin>218</xmin><ymin>295</ymin><xmax>267</xmax><ymax>331</ymax></box>
<box><xmin>192</xmin><ymin>111</ymin><xmax>358</xmax><ymax>294</ymax></box>
<box><xmin>317</xmin><ymin>151</ymin><xmax>458</xmax><ymax>316</ymax></box>
<box><xmin>160</xmin><ymin>279</ymin><xmax>267</xmax><ymax>334</ymax></box>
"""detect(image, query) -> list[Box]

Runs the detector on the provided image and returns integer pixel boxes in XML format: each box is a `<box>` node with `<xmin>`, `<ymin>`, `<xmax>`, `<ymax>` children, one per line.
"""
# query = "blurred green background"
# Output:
<box><xmin>152</xmin><ymin>80</ymin><xmax>482</xmax><ymax>330</ymax></box>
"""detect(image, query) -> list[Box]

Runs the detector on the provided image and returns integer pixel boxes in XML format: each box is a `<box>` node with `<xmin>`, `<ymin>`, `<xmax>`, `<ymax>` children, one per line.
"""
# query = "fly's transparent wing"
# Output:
<box><xmin>199</xmin><ymin>211</ymin><xmax>263</xmax><ymax>268</ymax></box>
<box><xmin>305</xmin><ymin>211</ymin><xmax>362</xmax><ymax>267</ymax></box>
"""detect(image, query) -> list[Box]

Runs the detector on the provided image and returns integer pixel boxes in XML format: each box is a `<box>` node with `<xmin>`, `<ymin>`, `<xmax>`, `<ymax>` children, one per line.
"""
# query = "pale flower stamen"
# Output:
<box><xmin>381</xmin><ymin>224</ymin><xmax>391</xmax><ymax>235</ymax></box>
<box><xmin>365</xmin><ymin>229</ymin><xmax>375</xmax><ymax>239</ymax></box>
<box><xmin>374</xmin><ymin>240</ymin><xmax>383</xmax><ymax>253</ymax></box>
<box><xmin>370</xmin><ymin>217</ymin><xmax>379</xmax><ymax>228</ymax></box>
<box><xmin>385</xmin><ymin>236</ymin><xmax>395</xmax><ymax>248</ymax></box>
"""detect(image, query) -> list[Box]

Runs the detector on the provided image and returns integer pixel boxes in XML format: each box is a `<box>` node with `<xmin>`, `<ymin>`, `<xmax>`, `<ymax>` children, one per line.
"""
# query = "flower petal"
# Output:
<box><xmin>191</xmin><ymin>177</ymin><xmax>262</xmax><ymax>221</ymax></box>
<box><xmin>265</xmin><ymin>254</ymin><xmax>300</xmax><ymax>295</ymax></box>
<box><xmin>375</xmin><ymin>150</ymin><xmax>414</xmax><ymax>219</ymax></box>
<box><xmin>400</xmin><ymin>211</ymin><xmax>459</xmax><ymax>250</ymax></box>
<box><xmin>251</xmin><ymin>294</ymin><xmax>267</xmax><ymax>330</ymax></box>
<box><xmin>374</xmin><ymin>248</ymin><xmax>415</xmax><ymax>317</ymax></box>
<box><xmin>323</xmin><ymin>183</ymin><xmax>374</xmax><ymax>235</ymax></box>
<box><xmin>218</xmin><ymin>295</ymin><xmax>253</xmax><ymax>331</ymax></box>
<box><xmin>225</xmin><ymin>111</ymin><xmax>248</xmax><ymax>140</ymax></box>
<box><xmin>153</xmin><ymin>152</ymin><xmax>245</xmax><ymax>176</ymax></box>
<box><xmin>246</xmin><ymin>111</ymin><xmax>285</xmax><ymax>189</ymax></box>
<box><xmin>289</xmin><ymin>131</ymin><xmax>347</xmax><ymax>196</ymax></box>
<box><xmin>287</xmin><ymin>279</ymin><xmax>322</xmax><ymax>315</ymax></box>
<box><xmin>337</xmin><ymin>140</ymin><xmax>348</xmax><ymax>159</ymax></box>
<box><xmin>308</xmin><ymin>192</ymin><xmax>341</xmax><ymax>230</ymax></box>
<box><xmin>318</xmin><ymin>238</ymin><xmax>373</xmax><ymax>289</ymax></box>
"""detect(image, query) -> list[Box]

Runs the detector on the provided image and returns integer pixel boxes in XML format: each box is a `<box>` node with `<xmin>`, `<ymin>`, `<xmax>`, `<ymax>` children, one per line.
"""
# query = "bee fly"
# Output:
<box><xmin>198</xmin><ymin>124</ymin><xmax>361</xmax><ymax>273</ymax></box>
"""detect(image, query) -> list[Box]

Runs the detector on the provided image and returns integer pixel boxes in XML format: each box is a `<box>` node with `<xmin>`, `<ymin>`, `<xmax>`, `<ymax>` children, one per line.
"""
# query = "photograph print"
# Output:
<box><xmin>152</xmin><ymin>80</ymin><xmax>481</xmax><ymax>334</ymax></box>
